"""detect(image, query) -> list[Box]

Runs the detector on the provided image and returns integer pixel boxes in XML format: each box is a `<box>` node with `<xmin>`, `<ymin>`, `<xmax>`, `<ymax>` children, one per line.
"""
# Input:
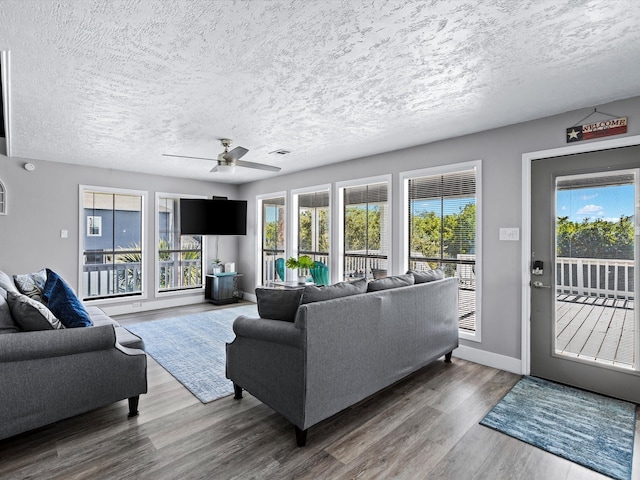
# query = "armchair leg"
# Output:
<box><xmin>444</xmin><ymin>351</ymin><xmax>453</xmax><ymax>363</ymax></box>
<box><xmin>295</xmin><ymin>426</ymin><xmax>307</xmax><ymax>447</ymax></box>
<box><xmin>128</xmin><ymin>396</ymin><xmax>140</xmax><ymax>417</ymax></box>
<box><xmin>233</xmin><ymin>383</ymin><xmax>243</xmax><ymax>400</ymax></box>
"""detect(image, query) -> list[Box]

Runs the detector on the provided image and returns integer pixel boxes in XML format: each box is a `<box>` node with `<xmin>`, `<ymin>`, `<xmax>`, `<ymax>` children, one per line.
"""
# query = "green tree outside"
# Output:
<box><xmin>556</xmin><ymin>215</ymin><xmax>634</xmax><ymax>259</ymax></box>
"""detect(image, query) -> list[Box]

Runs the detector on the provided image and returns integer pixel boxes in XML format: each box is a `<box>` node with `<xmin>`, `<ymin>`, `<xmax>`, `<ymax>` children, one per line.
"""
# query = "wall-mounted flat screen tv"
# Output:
<box><xmin>180</xmin><ymin>198</ymin><xmax>247</xmax><ymax>235</ymax></box>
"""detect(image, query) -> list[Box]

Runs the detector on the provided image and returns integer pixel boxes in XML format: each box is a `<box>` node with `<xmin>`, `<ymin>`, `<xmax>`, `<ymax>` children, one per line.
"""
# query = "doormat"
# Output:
<box><xmin>480</xmin><ymin>376</ymin><xmax>636</xmax><ymax>480</ymax></box>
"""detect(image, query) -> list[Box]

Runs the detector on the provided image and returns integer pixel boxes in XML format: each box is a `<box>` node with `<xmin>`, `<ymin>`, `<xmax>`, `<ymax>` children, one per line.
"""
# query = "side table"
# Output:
<box><xmin>205</xmin><ymin>273</ymin><xmax>243</xmax><ymax>305</ymax></box>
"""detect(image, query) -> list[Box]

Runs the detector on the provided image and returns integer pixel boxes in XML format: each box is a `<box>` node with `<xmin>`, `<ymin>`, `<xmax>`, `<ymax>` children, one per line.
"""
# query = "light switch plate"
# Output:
<box><xmin>499</xmin><ymin>227</ymin><xmax>519</xmax><ymax>241</ymax></box>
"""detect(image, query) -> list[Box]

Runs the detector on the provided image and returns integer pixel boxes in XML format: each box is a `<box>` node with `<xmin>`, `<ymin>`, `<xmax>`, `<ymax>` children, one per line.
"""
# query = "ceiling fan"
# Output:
<box><xmin>163</xmin><ymin>139</ymin><xmax>281</xmax><ymax>174</ymax></box>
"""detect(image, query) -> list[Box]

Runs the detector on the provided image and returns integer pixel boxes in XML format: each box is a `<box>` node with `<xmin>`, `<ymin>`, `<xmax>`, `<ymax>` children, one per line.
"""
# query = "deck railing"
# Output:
<box><xmin>83</xmin><ymin>258</ymin><xmax>202</xmax><ymax>299</ymax></box>
<box><xmin>556</xmin><ymin>257</ymin><xmax>634</xmax><ymax>300</ymax></box>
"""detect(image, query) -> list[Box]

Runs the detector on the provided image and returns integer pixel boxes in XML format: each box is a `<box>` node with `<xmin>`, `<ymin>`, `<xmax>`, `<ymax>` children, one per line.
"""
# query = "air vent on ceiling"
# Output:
<box><xmin>269</xmin><ymin>149</ymin><xmax>291</xmax><ymax>156</ymax></box>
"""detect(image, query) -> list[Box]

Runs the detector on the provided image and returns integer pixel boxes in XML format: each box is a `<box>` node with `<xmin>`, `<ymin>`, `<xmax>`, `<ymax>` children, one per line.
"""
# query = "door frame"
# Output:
<box><xmin>520</xmin><ymin>134</ymin><xmax>640</xmax><ymax>375</ymax></box>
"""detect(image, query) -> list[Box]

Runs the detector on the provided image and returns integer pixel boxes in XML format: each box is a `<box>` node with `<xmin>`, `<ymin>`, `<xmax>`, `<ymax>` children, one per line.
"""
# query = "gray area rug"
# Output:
<box><xmin>127</xmin><ymin>303</ymin><xmax>258</xmax><ymax>403</ymax></box>
<box><xmin>480</xmin><ymin>376</ymin><xmax>636</xmax><ymax>480</ymax></box>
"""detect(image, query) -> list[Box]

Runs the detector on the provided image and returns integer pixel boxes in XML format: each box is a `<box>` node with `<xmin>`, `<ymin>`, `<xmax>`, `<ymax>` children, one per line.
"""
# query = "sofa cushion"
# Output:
<box><xmin>42</xmin><ymin>269</ymin><xmax>93</xmax><ymax>328</ymax></box>
<box><xmin>408</xmin><ymin>268</ymin><xmax>444</xmax><ymax>283</ymax></box>
<box><xmin>6</xmin><ymin>291</ymin><xmax>64</xmax><ymax>331</ymax></box>
<box><xmin>0</xmin><ymin>271</ymin><xmax>18</xmax><ymax>294</ymax></box>
<box><xmin>367</xmin><ymin>273</ymin><xmax>415</xmax><ymax>292</ymax></box>
<box><xmin>255</xmin><ymin>288</ymin><xmax>304</xmax><ymax>322</ymax></box>
<box><xmin>0</xmin><ymin>290</ymin><xmax>20</xmax><ymax>334</ymax></box>
<box><xmin>301</xmin><ymin>278</ymin><xmax>368</xmax><ymax>304</ymax></box>
<box><xmin>13</xmin><ymin>269</ymin><xmax>47</xmax><ymax>302</ymax></box>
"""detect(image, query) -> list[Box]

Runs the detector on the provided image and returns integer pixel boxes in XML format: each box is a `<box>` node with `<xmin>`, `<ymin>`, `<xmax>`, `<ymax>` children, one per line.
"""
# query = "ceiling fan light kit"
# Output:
<box><xmin>163</xmin><ymin>138</ymin><xmax>281</xmax><ymax>175</ymax></box>
<box><xmin>213</xmin><ymin>164</ymin><xmax>236</xmax><ymax>174</ymax></box>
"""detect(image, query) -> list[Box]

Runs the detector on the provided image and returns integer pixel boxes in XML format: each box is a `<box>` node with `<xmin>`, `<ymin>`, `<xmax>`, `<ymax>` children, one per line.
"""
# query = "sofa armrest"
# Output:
<box><xmin>232</xmin><ymin>315</ymin><xmax>303</xmax><ymax>349</ymax></box>
<box><xmin>0</xmin><ymin>325</ymin><xmax>120</xmax><ymax>362</ymax></box>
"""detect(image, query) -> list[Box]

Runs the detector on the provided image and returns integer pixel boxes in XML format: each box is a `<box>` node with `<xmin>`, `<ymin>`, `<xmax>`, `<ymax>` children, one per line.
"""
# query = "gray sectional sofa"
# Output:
<box><xmin>0</xmin><ymin>269</ymin><xmax>147</xmax><ymax>441</ymax></box>
<box><xmin>226</xmin><ymin>272</ymin><xmax>459</xmax><ymax>446</ymax></box>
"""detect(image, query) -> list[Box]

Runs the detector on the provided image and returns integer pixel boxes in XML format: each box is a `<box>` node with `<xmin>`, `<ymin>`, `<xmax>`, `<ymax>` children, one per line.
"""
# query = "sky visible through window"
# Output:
<box><xmin>557</xmin><ymin>184</ymin><xmax>634</xmax><ymax>222</ymax></box>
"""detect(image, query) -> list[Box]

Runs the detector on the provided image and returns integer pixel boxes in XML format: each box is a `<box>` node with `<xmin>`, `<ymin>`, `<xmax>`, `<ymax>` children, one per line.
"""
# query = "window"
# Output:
<box><xmin>405</xmin><ymin>164</ymin><xmax>480</xmax><ymax>335</ymax></box>
<box><xmin>259</xmin><ymin>195</ymin><xmax>286</xmax><ymax>284</ymax></box>
<box><xmin>340</xmin><ymin>178</ymin><xmax>390</xmax><ymax>281</ymax></box>
<box><xmin>157</xmin><ymin>194</ymin><xmax>203</xmax><ymax>293</ymax></box>
<box><xmin>294</xmin><ymin>188</ymin><xmax>330</xmax><ymax>269</ymax></box>
<box><xmin>87</xmin><ymin>216</ymin><xmax>102</xmax><ymax>236</ymax></box>
<box><xmin>80</xmin><ymin>187</ymin><xmax>145</xmax><ymax>300</ymax></box>
<box><xmin>0</xmin><ymin>178</ymin><xmax>5</xmax><ymax>215</ymax></box>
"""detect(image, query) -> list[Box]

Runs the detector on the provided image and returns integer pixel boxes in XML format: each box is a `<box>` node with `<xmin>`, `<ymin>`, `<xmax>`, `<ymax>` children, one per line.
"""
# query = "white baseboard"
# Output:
<box><xmin>243</xmin><ymin>292</ymin><xmax>257</xmax><ymax>303</ymax></box>
<box><xmin>453</xmin><ymin>345</ymin><xmax>522</xmax><ymax>374</ymax></box>
<box><xmin>100</xmin><ymin>294</ymin><xmax>206</xmax><ymax>316</ymax></box>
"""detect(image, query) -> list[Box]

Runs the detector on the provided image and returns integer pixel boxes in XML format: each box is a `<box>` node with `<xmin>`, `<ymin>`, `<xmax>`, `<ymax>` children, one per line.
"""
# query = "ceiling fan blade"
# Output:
<box><xmin>236</xmin><ymin>159</ymin><xmax>281</xmax><ymax>172</ymax></box>
<box><xmin>162</xmin><ymin>153</ymin><xmax>217</xmax><ymax>161</ymax></box>
<box><xmin>223</xmin><ymin>146</ymin><xmax>249</xmax><ymax>162</ymax></box>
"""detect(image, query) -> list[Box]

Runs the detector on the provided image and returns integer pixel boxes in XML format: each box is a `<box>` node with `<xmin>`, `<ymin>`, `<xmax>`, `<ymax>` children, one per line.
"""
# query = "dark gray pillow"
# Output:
<box><xmin>0</xmin><ymin>290</ymin><xmax>20</xmax><ymax>333</ymax></box>
<box><xmin>301</xmin><ymin>278</ymin><xmax>367</xmax><ymax>304</ymax></box>
<box><xmin>6</xmin><ymin>291</ymin><xmax>64</xmax><ymax>331</ymax></box>
<box><xmin>367</xmin><ymin>273</ymin><xmax>415</xmax><ymax>292</ymax></box>
<box><xmin>408</xmin><ymin>268</ymin><xmax>444</xmax><ymax>283</ymax></box>
<box><xmin>255</xmin><ymin>288</ymin><xmax>304</xmax><ymax>322</ymax></box>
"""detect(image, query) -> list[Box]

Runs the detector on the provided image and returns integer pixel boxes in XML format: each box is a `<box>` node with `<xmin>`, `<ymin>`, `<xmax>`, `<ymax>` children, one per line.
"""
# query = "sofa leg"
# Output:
<box><xmin>295</xmin><ymin>426</ymin><xmax>307</xmax><ymax>447</ymax></box>
<box><xmin>233</xmin><ymin>383</ymin><xmax>243</xmax><ymax>400</ymax></box>
<box><xmin>444</xmin><ymin>351</ymin><xmax>453</xmax><ymax>363</ymax></box>
<box><xmin>128</xmin><ymin>396</ymin><xmax>139</xmax><ymax>417</ymax></box>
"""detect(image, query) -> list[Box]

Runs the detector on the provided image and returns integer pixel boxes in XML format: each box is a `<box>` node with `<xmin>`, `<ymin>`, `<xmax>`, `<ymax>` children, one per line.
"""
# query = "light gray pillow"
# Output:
<box><xmin>408</xmin><ymin>268</ymin><xmax>444</xmax><ymax>283</ymax></box>
<box><xmin>6</xmin><ymin>291</ymin><xmax>64</xmax><ymax>331</ymax></box>
<box><xmin>367</xmin><ymin>273</ymin><xmax>415</xmax><ymax>292</ymax></box>
<box><xmin>0</xmin><ymin>271</ymin><xmax>18</xmax><ymax>294</ymax></box>
<box><xmin>0</xmin><ymin>290</ymin><xmax>20</xmax><ymax>333</ymax></box>
<box><xmin>255</xmin><ymin>288</ymin><xmax>304</xmax><ymax>322</ymax></box>
<box><xmin>301</xmin><ymin>278</ymin><xmax>367</xmax><ymax>304</ymax></box>
<box><xmin>13</xmin><ymin>269</ymin><xmax>47</xmax><ymax>302</ymax></box>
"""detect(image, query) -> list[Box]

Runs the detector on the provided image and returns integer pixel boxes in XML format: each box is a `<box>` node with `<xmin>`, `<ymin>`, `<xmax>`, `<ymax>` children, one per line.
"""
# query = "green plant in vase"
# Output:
<box><xmin>286</xmin><ymin>255</ymin><xmax>315</xmax><ymax>284</ymax></box>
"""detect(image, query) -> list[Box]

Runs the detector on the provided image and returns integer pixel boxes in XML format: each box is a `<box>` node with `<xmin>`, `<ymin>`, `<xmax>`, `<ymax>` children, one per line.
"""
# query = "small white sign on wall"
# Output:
<box><xmin>499</xmin><ymin>227</ymin><xmax>520</xmax><ymax>241</ymax></box>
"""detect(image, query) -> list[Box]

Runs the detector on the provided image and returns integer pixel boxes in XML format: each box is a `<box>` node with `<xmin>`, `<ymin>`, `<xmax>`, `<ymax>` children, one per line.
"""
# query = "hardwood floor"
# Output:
<box><xmin>1</xmin><ymin>303</ymin><xmax>638</xmax><ymax>480</ymax></box>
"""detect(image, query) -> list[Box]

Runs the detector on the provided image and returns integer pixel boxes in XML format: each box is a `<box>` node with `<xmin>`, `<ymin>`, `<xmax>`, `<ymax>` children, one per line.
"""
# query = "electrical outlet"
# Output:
<box><xmin>132</xmin><ymin>302</ymin><xmax>142</xmax><ymax>308</ymax></box>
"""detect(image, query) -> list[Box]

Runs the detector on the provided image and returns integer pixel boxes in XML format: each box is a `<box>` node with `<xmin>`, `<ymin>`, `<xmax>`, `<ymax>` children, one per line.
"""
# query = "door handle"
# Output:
<box><xmin>531</xmin><ymin>281</ymin><xmax>551</xmax><ymax>289</ymax></box>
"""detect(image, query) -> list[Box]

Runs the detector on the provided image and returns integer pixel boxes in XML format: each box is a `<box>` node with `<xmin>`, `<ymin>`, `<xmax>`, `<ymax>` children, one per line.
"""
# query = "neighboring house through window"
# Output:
<box><xmin>80</xmin><ymin>186</ymin><xmax>145</xmax><ymax>300</ymax></box>
<box><xmin>156</xmin><ymin>194</ymin><xmax>204</xmax><ymax>293</ymax></box>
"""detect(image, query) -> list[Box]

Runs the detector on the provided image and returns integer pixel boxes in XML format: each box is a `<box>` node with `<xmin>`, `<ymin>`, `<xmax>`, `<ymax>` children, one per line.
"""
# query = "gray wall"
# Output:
<box><xmin>0</xmin><ymin>157</ymin><xmax>238</xmax><ymax>310</ymax></box>
<box><xmin>237</xmin><ymin>95</ymin><xmax>640</xmax><ymax>360</ymax></box>
<box><xmin>1</xmin><ymin>95</ymin><xmax>638</xmax><ymax>358</ymax></box>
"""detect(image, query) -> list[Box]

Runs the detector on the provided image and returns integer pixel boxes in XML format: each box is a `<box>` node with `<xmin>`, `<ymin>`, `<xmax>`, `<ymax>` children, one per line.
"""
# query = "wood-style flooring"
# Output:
<box><xmin>1</xmin><ymin>302</ymin><xmax>638</xmax><ymax>480</ymax></box>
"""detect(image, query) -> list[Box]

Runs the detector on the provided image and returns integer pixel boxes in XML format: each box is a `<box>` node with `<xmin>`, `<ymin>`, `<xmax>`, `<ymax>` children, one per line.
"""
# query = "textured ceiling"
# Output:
<box><xmin>1</xmin><ymin>0</ymin><xmax>640</xmax><ymax>184</ymax></box>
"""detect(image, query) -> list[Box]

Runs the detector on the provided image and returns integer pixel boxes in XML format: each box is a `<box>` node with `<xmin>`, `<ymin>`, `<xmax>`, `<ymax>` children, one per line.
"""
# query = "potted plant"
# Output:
<box><xmin>286</xmin><ymin>255</ymin><xmax>315</xmax><ymax>284</ymax></box>
<box><xmin>210</xmin><ymin>259</ymin><xmax>223</xmax><ymax>275</ymax></box>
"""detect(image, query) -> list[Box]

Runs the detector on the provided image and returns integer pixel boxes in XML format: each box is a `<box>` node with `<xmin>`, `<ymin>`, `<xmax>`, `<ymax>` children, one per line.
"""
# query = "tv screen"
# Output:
<box><xmin>180</xmin><ymin>198</ymin><xmax>247</xmax><ymax>235</ymax></box>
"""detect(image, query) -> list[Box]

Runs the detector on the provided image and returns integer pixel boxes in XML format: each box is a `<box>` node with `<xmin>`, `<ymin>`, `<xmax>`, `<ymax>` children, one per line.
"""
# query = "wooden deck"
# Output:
<box><xmin>556</xmin><ymin>294</ymin><xmax>635</xmax><ymax>368</ymax></box>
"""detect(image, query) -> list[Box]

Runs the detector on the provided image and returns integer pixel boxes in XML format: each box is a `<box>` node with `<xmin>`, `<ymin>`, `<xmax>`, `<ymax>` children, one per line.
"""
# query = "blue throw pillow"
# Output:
<box><xmin>42</xmin><ymin>269</ymin><xmax>93</xmax><ymax>328</ymax></box>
